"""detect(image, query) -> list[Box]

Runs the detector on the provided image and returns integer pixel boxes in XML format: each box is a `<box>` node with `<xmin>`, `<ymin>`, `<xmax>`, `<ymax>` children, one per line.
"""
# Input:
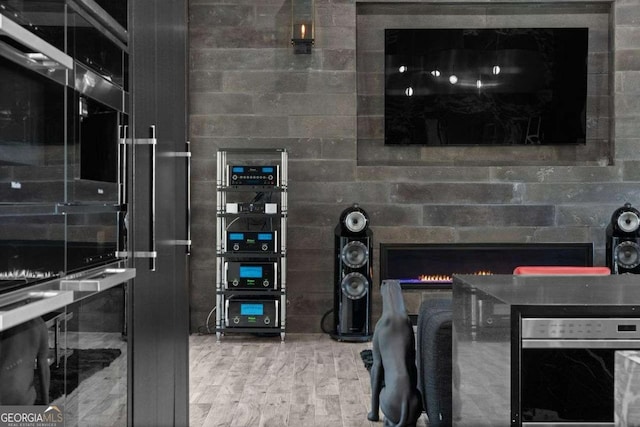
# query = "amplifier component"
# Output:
<box><xmin>216</xmin><ymin>149</ymin><xmax>287</xmax><ymax>340</ymax></box>
<box><xmin>226</xmin><ymin>231</ymin><xmax>276</xmax><ymax>253</ymax></box>
<box><xmin>225</xmin><ymin>262</ymin><xmax>278</xmax><ymax>290</ymax></box>
<box><xmin>226</xmin><ymin>202</ymin><xmax>278</xmax><ymax>214</ymax></box>
<box><xmin>225</xmin><ymin>299</ymin><xmax>279</xmax><ymax>327</ymax></box>
<box><xmin>228</xmin><ymin>165</ymin><xmax>278</xmax><ymax>187</ymax></box>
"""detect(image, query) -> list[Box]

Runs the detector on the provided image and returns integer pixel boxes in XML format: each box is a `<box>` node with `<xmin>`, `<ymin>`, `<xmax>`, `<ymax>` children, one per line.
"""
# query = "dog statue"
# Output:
<box><xmin>368</xmin><ymin>280</ymin><xmax>422</xmax><ymax>427</ymax></box>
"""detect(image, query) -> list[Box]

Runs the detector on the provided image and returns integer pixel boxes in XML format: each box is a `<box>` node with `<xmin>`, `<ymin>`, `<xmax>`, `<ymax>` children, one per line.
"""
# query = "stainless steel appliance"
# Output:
<box><xmin>0</xmin><ymin>0</ymin><xmax>133</xmax><ymax>420</ymax></box>
<box><xmin>514</xmin><ymin>312</ymin><xmax>640</xmax><ymax>426</ymax></box>
<box><xmin>0</xmin><ymin>0</ymin><xmax>129</xmax><ymax>286</ymax></box>
<box><xmin>1</xmin><ymin>0</ymin><xmax>190</xmax><ymax>423</ymax></box>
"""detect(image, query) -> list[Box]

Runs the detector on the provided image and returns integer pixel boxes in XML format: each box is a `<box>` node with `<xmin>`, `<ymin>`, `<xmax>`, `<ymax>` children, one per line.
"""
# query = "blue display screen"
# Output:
<box><xmin>262</xmin><ymin>167</ymin><xmax>274</xmax><ymax>173</ymax></box>
<box><xmin>229</xmin><ymin>233</ymin><xmax>244</xmax><ymax>241</ymax></box>
<box><xmin>240</xmin><ymin>266</ymin><xmax>263</xmax><ymax>278</ymax></box>
<box><xmin>241</xmin><ymin>303</ymin><xmax>264</xmax><ymax>316</ymax></box>
<box><xmin>232</xmin><ymin>166</ymin><xmax>244</xmax><ymax>173</ymax></box>
<box><xmin>258</xmin><ymin>233</ymin><xmax>273</xmax><ymax>241</ymax></box>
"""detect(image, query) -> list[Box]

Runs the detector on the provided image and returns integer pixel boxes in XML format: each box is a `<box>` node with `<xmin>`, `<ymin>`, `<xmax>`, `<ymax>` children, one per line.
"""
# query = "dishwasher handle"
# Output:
<box><xmin>522</xmin><ymin>339</ymin><xmax>640</xmax><ymax>349</ymax></box>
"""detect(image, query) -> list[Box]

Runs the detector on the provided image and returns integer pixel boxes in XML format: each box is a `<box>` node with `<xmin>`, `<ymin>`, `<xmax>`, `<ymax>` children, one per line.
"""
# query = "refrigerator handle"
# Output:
<box><xmin>149</xmin><ymin>125</ymin><xmax>157</xmax><ymax>271</ymax></box>
<box><xmin>186</xmin><ymin>140</ymin><xmax>191</xmax><ymax>255</ymax></box>
<box><xmin>115</xmin><ymin>126</ymin><xmax>157</xmax><ymax>270</ymax></box>
<box><xmin>118</xmin><ymin>124</ymin><xmax>128</xmax><ymax>205</ymax></box>
<box><xmin>159</xmin><ymin>143</ymin><xmax>191</xmax><ymax>254</ymax></box>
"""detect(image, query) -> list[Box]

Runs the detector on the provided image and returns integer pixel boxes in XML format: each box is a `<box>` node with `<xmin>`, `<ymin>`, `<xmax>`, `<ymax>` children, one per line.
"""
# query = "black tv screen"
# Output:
<box><xmin>384</xmin><ymin>28</ymin><xmax>588</xmax><ymax>146</ymax></box>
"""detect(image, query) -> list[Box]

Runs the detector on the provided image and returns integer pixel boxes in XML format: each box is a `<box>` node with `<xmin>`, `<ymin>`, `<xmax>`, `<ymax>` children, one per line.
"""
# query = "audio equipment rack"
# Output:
<box><xmin>215</xmin><ymin>148</ymin><xmax>288</xmax><ymax>340</ymax></box>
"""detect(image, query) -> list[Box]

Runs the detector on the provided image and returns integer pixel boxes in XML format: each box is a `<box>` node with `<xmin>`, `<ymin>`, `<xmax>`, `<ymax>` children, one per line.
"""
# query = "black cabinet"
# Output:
<box><xmin>129</xmin><ymin>0</ymin><xmax>189</xmax><ymax>425</ymax></box>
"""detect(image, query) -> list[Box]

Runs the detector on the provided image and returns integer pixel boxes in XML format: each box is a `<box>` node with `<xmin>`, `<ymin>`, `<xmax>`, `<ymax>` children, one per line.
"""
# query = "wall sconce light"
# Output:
<box><xmin>291</xmin><ymin>0</ymin><xmax>314</xmax><ymax>54</ymax></box>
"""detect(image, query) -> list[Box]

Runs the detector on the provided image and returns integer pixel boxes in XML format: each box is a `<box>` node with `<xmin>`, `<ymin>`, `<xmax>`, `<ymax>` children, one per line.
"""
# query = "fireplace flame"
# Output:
<box><xmin>417</xmin><ymin>270</ymin><xmax>493</xmax><ymax>283</ymax></box>
<box><xmin>417</xmin><ymin>274</ymin><xmax>451</xmax><ymax>283</ymax></box>
<box><xmin>0</xmin><ymin>269</ymin><xmax>56</xmax><ymax>281</ymax></box>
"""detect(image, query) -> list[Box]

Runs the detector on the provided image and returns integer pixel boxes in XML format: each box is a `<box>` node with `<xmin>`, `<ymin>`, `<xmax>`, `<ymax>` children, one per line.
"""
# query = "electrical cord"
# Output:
<box><xmin>225</xmin><ymin>217</ymin><xmax>241</xmax><ymax>230</ymax></box>
<box><xmin>320</xmin><ymin>308</ymin><xmax>334</xmax><ymax>334</ymax></box>
<box><xmin>196</xmin><ymin>306</ymin><xmax>217</xmax><ymax>335</ymax></box>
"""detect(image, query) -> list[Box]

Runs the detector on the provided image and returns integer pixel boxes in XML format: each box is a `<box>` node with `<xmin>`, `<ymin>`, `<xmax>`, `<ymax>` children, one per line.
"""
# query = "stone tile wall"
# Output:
<box><xmin>188</xmin><ymin>0</ymin><xmax>640</xmax><ymax>333</ymax></box>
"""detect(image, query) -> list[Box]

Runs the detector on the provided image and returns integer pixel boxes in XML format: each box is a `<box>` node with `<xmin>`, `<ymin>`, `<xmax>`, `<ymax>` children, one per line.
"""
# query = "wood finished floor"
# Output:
<box><xmin>189</xmin><ymin>333</ymin><xmax>430</xmax><ymax>427</ymax></box>
<box><xmin>52</xmin><ymin>332</ymin><xmax>128</xmax><ymax>427</ymax></box>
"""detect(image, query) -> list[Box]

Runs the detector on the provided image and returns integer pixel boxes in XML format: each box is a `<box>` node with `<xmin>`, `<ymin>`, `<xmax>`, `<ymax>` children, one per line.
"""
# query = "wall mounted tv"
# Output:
<box><xmin>384</xmin><ymin>28</ymin><xmax>588</xmax><ymax>146</ymax></box>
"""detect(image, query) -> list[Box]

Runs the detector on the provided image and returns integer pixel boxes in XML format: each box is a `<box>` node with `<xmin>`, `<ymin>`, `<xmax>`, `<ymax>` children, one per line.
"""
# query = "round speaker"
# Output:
<box><xmin>610</xmin><ymin>203</ymin><xmax>640</xmax><ymax>236</ymax></box>
<box><xmin>344</xmin><ymin>211</ymin><xmax>367</xmax><ymax>233</ymax></box>
<box><xmin>615</xmin><ymin>241</ymin><xmax>640</xmax><ymax>269</ymax></box>
<box><xmin>618</xmin><ymin>211</ymin><xmax>640</xmax><ymax>233</ymax></box>
<box><xmin>341</xmin><ymin>241</ymin><xmax>369</xmax><ymax>268</ymax></box>
<box><xmin>341</xmin><ymin>272</ymin><xmax>369</xmax><ymax>300</ymax></box>
<box><xmin>338</xmin><ymin>204</ymin><xmax>370</xmax><ymax>234</ymax></box>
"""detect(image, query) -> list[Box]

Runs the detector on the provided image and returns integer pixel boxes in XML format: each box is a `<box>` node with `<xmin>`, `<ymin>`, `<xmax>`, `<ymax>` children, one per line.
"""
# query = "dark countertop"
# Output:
<box><xmin>453</xmin><ymin>273</ymin><xmax>640</xmax><ymax>306</ymax></box>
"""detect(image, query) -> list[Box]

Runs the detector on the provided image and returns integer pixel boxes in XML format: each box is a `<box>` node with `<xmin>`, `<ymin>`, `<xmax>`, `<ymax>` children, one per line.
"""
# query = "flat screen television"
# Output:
<box><xmin>384</xmin><ymin>28</ymin><xmax>588</xmax><ymax>146</ymax></box>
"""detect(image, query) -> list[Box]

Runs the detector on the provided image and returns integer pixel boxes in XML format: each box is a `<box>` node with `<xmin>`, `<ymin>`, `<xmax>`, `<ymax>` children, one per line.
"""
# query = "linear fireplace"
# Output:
<box><xmin>380</xmin><ymin>243</ymin><xmax>594</xmax><ymax>289</ymax></box>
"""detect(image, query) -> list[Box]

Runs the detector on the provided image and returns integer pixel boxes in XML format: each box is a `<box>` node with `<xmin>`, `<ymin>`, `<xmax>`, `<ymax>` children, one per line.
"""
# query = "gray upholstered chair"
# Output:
<box><xmin>416</xmin><ymin>298</ymin><xmax>452</xmax><ymax>427</ymax></box>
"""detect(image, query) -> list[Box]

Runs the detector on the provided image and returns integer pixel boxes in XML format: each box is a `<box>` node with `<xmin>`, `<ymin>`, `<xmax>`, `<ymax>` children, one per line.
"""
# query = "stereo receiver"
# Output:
<box><xmin>225</xmin><ymin>262</ymin><xmax>278</xmax><ymax>290</ymax></box>
<box><xmin>226</xmin><ymin>202</ymin><xmax>278</xmax><ymax>214</ymax></box>
<box><xmin>228</xmin><ymin>165</ymin><xmax>278</xmax><ymax>187</ymax></box>
<box><xmin>226</xmin><ymin>231</ymin><xmax>276</xmax><ymax>253</ymax></box>
<box><xmin>225</xmin><ymin>299</ymin><xmax>279</xmax><ymax>327</ymax></box>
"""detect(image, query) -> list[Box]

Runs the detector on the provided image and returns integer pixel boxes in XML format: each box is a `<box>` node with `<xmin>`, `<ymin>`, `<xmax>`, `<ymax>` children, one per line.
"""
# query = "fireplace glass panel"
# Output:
<box><xmin>0</xmin><ymin>210</ymin><xmax>65</xmax><ymax>294</ymax></box>
<box><xmin>0</xmin><ymin>208</ymin><xmax>124</xmax><ymax>295</ymax></box>
<box><xmin>380</xmin><ymin>243</ymin><xmax>594</xmax><ymax>288</ymax></box>
<box><xmin>65</xmin><ymin>210</ymin><xmax>123</xmax><ymax>275</ymax></box>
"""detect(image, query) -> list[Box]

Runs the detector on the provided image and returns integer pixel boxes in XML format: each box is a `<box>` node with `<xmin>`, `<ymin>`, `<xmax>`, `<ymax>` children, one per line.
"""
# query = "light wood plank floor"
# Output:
<box><xmin>189</xmin><ymin>333</ymin><xmax>429</xmax><ymax>427</ymax></box>
<box><xmin>52</xmin><ymin>332</ymin><xmax>127</xmax><ymax>427</ymax></box>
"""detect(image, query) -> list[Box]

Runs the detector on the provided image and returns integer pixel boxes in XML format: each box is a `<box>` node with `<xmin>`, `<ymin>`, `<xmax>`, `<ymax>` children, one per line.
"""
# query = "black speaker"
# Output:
<box><xmin>330</xmin><ymin>204</ymin><xmax>373</xmax><ymax>342</ymax></box>
<box><xmin>606</xmin><ymin>203</ymin><xmax>640</xmax><ymax>274</ymax></box>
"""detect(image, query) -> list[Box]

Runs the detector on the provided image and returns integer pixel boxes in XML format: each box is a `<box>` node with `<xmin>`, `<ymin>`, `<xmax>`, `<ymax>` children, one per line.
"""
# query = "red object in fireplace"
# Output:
<box><xmin>513</xmin><ymin>266</ymin><xmax>610</xmax><ymax>275</ymax></box>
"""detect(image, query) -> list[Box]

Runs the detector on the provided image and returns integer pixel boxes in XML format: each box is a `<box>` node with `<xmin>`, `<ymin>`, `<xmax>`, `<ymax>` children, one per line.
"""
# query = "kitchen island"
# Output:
<box><xmin>452</xmin><ymin>273</ymin><xmax>640</xmax><ymax>427</ymax></box>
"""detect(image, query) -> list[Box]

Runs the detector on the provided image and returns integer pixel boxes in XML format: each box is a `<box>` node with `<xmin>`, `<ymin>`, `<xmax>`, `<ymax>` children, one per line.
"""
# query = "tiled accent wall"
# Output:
<box><xmin>188</xmin><ymin>0</ymin><xmax>640</xmax><ymax>333</ymax></box>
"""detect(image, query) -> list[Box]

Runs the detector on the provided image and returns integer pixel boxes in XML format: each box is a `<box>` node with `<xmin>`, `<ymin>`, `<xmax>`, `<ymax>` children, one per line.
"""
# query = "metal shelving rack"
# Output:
<box><xmin>215</xmin><ymin>148</ymin><xmax>287</xmax><ymax>340</ymax></box>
